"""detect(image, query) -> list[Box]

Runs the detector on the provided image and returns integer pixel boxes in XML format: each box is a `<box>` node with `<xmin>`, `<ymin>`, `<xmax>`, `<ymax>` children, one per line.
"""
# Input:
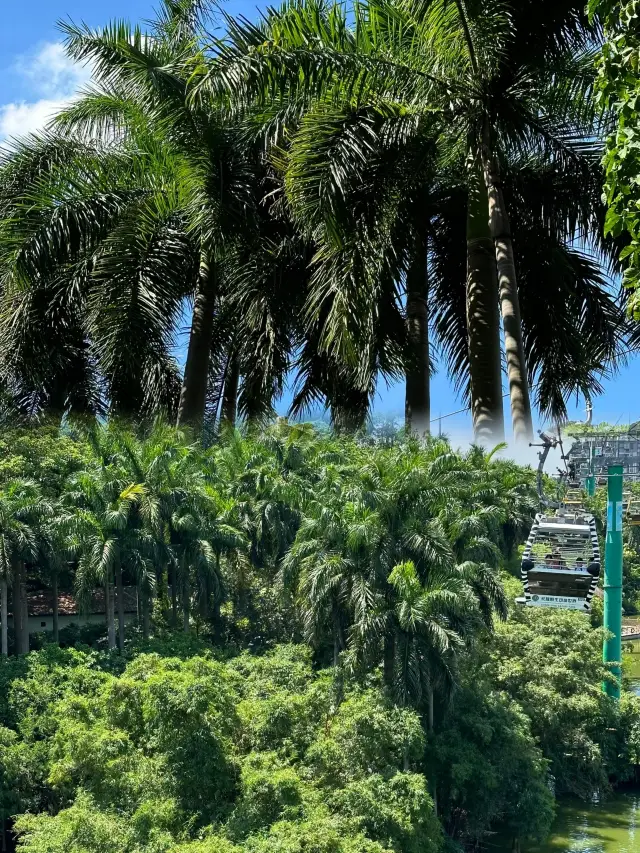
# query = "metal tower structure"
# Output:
<box><xmin>568</xmin><ymin>423</ymin><xmax>640</xmax><ymax>482</ymax></box>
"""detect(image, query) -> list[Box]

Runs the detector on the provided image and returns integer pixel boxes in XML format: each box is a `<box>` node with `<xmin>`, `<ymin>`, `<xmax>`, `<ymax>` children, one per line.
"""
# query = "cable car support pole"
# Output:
<box><xmin>603</xmin><ymin>464</ymin><xmax>623</xmax><ymax>699</ymax></box>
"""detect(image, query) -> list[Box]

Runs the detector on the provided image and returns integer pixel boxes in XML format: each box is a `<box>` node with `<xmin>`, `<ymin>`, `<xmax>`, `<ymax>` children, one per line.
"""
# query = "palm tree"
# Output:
<box><xmin>57</xmin><ymin>1</ymin><xmax>258</xmax><ymax>429</ymax></box>
<box><xmin>0</xmin><ymin>0</ymin><xmax>299</xmax><ymax>431</ymax></box>
<box><xmin>168</xmin><ymin>482</ymin><xmax>243</xmax><ymax>632</ymax></box>
<box><xmin>0</xmin><ymin>480</ymin><xmax>52</xmax><ymax>655</ymax></box>
<box><xmin>389</xmin><ymin>560</ymin><xmax>468</xmax><ymax>721</ymax></box>
<box><xmin>282</xmin><ymin>495</ymin><xmax>362</xmax><ymax>666</ymax></box>
<box><xmin>63</xmin><ymin>471</ymin><xmax>127</xmax><ymax>651</ymax></box>
<box><xmin>61</xmin><ymin>422</ymin><xmax>160</xmax><ymax>653</ymax></box>
<box><xmin>0</xmin><ymin>128</ymin><xmax>188</xmax><ymax>421</ymax></box>
<box><xmin>37</xmin><ymin>513</ymin><xmax>71</xmax><ymax>644</ymax></box>
<box><xmin>109</xmin><ymin>422</ymin><xmax>190</xmax><ymax>631</ymax></box>
<box><xmin>283</xmin><ymin>438</ymin><xmax>508</xmax><ymax>714</ymax></box>
<box><xmin>205</xmin><ymin>0</ymin><xmax>626</xmax><ymax>441</ymax></box>
<box><xmin>222</xmin><ymin>426</ymin><xmax>311</xmax><ymax>576</ymax></box>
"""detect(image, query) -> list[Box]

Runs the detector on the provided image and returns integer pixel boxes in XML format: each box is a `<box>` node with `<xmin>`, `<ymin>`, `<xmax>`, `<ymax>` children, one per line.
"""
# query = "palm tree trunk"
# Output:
<box><xmin>481</xmin><ymin>125</ymin><xmax>533</xmax><ymax>442</ymax></box>
<box><xmin>156</xmin><ymin>563</ymin><xmax>167</xmax><ymax>607</ymax></box>
<box><xmin>404</xmin><ymin>237</ymin><xmax>430</xmax><ymax>437</ymax></box>
<box><xmin>183</xmin><ymin>574</ymin><xmax>191</xmax><ymax>633</ymax></box>
<box><xmin>427</xmin><ymin>684</ymin><xmax>437</xmax><ymax>815</ymax></box>
<box><xmin>12</xmin><ymin>564</ymin><xmax>20</xmax><ymax>655</ymax></box>
<box><xmin>105</xmin><ymin>576</ymin><xmax>116</xmax><ymax>650</ymax></box>
<box><xmin>141</xmin><ymin>588</ymin><xmax>150</xmax><ymax>642</ymax></box>
<box><xmin>52</xmin><ymin>573</ymin><xmax>59</xmax><ymax>644</ymax></box>
<box><xmin>199</xmin><ymin>575</ymin><xmax>209</xmax><ymax>621</ymax></box>
<box><xmin>1</xmin><ymin>576</ymin><xmax>8</xmax><ymax>657</ymax></box>
<box><xmin>212</xmin><ymin>597</ymin><xmax>222</xmax><ymax>643</ymax></box>
<box><xmin>115</xmin><ymin>563</ymin><xmax>125</xmax><ymax>653</ymax></box>
<box><xmin>177</xmin><ymin>255</ymin><xmax>217</xmax><ymax>432</ymax></box>
<box><xmin>170</xmin><ymin>562</ymin><xmax>178</xmax><ymax>627</ymax></box>
<box><xmin>221</xmin><ymin>352</ymin><xmax>240</xmax><ymax>427</ymax></box>
<box><xmin>14</xmin><ymin>562</ymin><xmax>29</xmax><ymax>655</ymax></box>
<box><xmin>383</xmin><ymin>633</ymin><xmax>395</xmax><ymax>689</ymax></box>
<box><xmin>20</xmin><ymin>575</ymin><xmax>29</xmax><ymax>654</ymax></box>
<box><xmin>466</xmin><ymin>161</ymin><xmax>505</xmax><ymax>444</ymax></box>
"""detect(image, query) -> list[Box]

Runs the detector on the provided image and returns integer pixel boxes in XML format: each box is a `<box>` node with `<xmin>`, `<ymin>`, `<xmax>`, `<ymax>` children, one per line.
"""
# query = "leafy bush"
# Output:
<box><xmin>3</xmin><ymin>645</ymin><xmax>442</xmax><ymax>853</ymax></box>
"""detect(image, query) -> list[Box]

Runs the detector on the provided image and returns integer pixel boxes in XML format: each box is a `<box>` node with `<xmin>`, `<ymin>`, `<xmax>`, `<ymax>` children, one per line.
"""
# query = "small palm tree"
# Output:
<box><xmin>389</xmin><ymin>560</ymin><xmax>468</xmax><ymax>723</ymax></box>
<box><xmin>0</xmin><ymin>480</ymin><xmax>52</xmax><ymax>655</ymax></box>
<box><xmin>37</xmin><ymin>510</ymin><xmax>72</xmax><ymax>644</ymax></box>
<box><xmin>169</xmin><ymin>483</ymin><xmax>243</xmax><ymax>632</ymax></box>
<box><xmin>63</xmin><ymin>470</ymin><xmax>135</xmax><ymax>651</ymax></box>
<box><xmin>283</xmin><ymin>438</ymin><xmax>508</xmax><ymax>718</ymax></box>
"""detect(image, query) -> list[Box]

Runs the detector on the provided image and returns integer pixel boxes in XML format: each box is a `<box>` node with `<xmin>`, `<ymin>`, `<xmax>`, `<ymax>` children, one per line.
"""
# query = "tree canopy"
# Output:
<box><xmin>0</xmin><ymin>421</ymin><xmax>639</xmax><ymax>852</ymax></box>
<box><xmin>0</xmin><ymin>0</ymin><xmax>636</xmax><ymax>438</ymax></box>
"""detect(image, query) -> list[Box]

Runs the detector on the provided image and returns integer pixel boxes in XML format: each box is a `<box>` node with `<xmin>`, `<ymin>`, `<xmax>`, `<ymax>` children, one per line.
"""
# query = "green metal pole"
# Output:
<box><xmin>603</xmin><ymin>464</ymin><xmax>623</xmax><ymax>699</ymax></box>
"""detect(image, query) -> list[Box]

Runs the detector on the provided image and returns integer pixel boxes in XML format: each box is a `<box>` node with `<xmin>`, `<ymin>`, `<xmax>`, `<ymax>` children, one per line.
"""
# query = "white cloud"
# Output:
<box><xmin>14</xmin><ymin>41</ymin><xmax>92</xmax><ymax>100</ymax></box>
<box><xmin>0</xmin><ymin>99</ymin><xmax>69</xmax><ymax>139</ymax></box>
<box><xmin>0</xmin><ymin>42</ymin><xmax>93</xmax><ymax>141</ymax></box>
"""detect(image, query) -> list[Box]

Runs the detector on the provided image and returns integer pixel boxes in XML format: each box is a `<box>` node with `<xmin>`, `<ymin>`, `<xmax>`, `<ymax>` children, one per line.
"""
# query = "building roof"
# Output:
<box><xmin>12</xmin><ymin>587</ymin><xmax>138</xmax><ymax>618</ymax></box>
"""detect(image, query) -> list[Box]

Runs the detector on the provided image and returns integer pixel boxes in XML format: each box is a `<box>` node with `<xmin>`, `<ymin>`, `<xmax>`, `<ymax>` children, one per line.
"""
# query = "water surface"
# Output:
<box><xmin>509</xmin><ymin>794</ymin><xmax>640</xmax><ymax>852</ymax></box>
<box><xmin>491</xmin><ymin>647</ymin><xmax>640</xmax><ymax>850</ymax></box>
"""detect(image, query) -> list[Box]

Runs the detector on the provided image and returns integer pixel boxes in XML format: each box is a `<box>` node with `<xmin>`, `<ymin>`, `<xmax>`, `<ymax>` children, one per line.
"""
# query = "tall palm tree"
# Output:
<box><xmin>0</xmin><ymin>129</ymin><xmax>189</xmax><ymax>420</ymax></box>
<box><xmin>0</xmin><ymin>0</ymin><xmax>298</xmax><ymax>431</ymax></box>
<box><xmin>57</xmin><ymin>1</ymin><xmax>255</xmax><ymax>429</ymax></box>
<box><xmin>0</xmin><ymin>22</ymin><xmax>347</xmax><ymax>432</ymax></box>
<box><xmin>205</xmin><ymin>0</ymin><xmax>626</xmax><ymax>441</ymax></box>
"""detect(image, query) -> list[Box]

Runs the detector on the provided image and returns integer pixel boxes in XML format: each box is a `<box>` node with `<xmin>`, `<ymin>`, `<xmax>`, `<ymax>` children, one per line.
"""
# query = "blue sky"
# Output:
<box><xmin>2</xmin><ymin>0</ymin><xmax>640</xmax><ymax>451</ymax></box>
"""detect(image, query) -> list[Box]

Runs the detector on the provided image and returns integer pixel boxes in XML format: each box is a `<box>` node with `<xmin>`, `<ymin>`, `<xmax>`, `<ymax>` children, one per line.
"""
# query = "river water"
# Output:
<box><xmin>495</xmin><ymin>794</ymin><xmax>640</xmax><ymax>852</ymax></box>
<box><xmin>493</xmin><ymin>654</ymin><xmax>640</xmax><ymax>852</ymax></box>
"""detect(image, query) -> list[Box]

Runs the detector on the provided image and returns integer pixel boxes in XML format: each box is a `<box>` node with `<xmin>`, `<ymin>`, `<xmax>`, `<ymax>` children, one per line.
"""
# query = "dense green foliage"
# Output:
<box><xmin>2</xmin><ymin>617</ymin><xmax>639</xmax><ymax>852</ymax></box>
<box><xmin>594</xmin><ymin>0</ymin><xmax>640</xmax><ymax>316</ymax></box>
<box><xmin>1</xmin><ymin>423</ymin><xmax>640</xmax><ymax>852</ymax></box>
<box><xmin>2</xmin><ymin>0</ymin><xmax>640</xmax><ymax>847</ymax></box>
<box><xmin>1</xmin><ymin>645</ymin><xmax>441</xmax><ymax>853</ymax></box>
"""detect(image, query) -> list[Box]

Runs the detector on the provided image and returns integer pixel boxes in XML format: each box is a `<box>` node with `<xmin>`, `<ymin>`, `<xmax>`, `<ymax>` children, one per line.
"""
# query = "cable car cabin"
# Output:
<box><xmin>563</xmin><ymin>488</ymin><xmax>583</xmax><ymax>509</ymax></box>
<box><xmin>517</xmin><ymin>512</ymin><xmax>600</xmax><ymax>611</ymax></box>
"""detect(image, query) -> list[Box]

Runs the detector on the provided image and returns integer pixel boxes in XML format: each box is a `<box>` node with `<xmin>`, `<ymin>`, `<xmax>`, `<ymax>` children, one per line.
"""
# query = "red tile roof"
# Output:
<box><xmin>12</xmin><ymin>587</ymin><xmax>138</xmax><ymax>618</ymax></box>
